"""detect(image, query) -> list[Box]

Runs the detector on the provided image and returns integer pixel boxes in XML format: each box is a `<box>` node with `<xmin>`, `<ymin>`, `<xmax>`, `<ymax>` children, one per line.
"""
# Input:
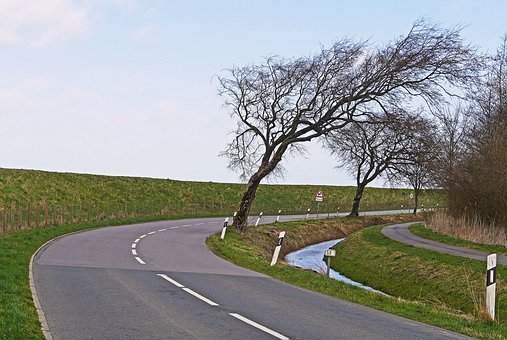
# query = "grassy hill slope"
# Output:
<box><xmin>0</xmin><ymin>168</ymin><xmax>443</xmax><ymax>232</ymax></box>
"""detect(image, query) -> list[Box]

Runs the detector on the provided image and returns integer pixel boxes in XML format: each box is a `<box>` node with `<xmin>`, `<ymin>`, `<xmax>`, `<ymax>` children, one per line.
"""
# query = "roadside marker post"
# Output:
<box><xmin>270</xmin><ymin>231</ymin><xmax>286</xmax><ymax>266</ymax></box>
<box><xmin>324</xmin><ymin>249</ymin><xmax>336</xmax><ymax>277</ymax></box>
<box><xmin>220</xmin><ymin>218</ymin><xmax>228</xmax><ymax>240</ymax></box>
<box><xmin>336</xmin><ymin>207</ymin><xmax>340</xmax><ymax>218</ymax></box>
<box><xmin>306</xmin><ymin>208</ymin><xmax>310</xmax><ymax>220</ymax></box>
<box><xmin>255</xmin><ymin>212</ymin><xmax>263</xmax><ymax>227</ymax></box>
<box><xmin>486</xmin><ymin>254</ymin><xmax>497</xmax><ymax>320</ymax></box>
<box><xmin>276</xmin><ymin>210</ymin><xmax>281</xmax><ymax>223</ymax></box>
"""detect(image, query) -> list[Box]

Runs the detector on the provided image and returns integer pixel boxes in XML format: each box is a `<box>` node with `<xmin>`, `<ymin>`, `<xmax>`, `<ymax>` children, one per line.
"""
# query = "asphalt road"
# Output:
<box><xmin>382</xmin><ymin>222</ymin><xmax>507</xmax><ymax>265</ymax></box>
<box><xmin>33</xmin><ymin>213</ymin><xmax>472</xmax><ymax>339</ymax></box>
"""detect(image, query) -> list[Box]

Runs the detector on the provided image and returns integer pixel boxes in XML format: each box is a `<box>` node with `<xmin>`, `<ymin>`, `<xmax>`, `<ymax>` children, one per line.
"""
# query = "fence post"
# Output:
<box><xmin>19</xmin><ymin>206</ymin><xmax>23</xmax><ymax>230</ymax></box>
<box><xmin>35</xmin><ymin>203</ymin><xmax>39</xmax><ymax>227</ymax></box>
<box><xmin>27</xmin><ymin>203</ymin><xmax>31</xmax><ymax>229</ymax></box>
<box><xmin>45</xmin><ymin>203</ymin><xmax>48</xmax><ymax>227</ymax></box>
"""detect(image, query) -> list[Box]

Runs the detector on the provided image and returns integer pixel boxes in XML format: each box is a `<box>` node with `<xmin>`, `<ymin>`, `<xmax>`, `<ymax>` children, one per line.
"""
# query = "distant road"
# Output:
<box><xmin>382</xmin><ymin>222</ymin><xmax>507</xmax><ymax>265</ymax></box>
<box><xmin>33</xmin><ymin>213</ymin><xmax>470</xmax><ymax>339</ymax></box>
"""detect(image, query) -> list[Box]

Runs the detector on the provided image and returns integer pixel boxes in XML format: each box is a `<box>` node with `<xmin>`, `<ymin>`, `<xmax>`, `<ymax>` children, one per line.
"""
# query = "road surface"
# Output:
<box><xmin>382</xmin><ymin>222</ymin><xmax>507</xmax><ymax>265</ymax></box>
<box><xmin>33</xmin><ymin>214</ymin><xmax>471</xmax><ymax>339</ymax></box>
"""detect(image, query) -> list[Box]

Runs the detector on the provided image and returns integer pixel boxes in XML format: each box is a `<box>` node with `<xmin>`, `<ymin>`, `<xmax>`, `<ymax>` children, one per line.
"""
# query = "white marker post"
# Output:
<box><xmin>270</xmin><ymin>231</ymin><xmax>286</xmax><ymax>266</ymax></box>
<box><xmin>306</xmin><ymin>208</ymin><xmax>310</xmax><ymax>220</ymax></box>
<box><xmin>220</xmin><ymin>218</ymin><xmax>229</xmax><ymax>240</ymax></box>
<box><xmin>336</xmin><ymin>207</ymin><xmax>340</xmax><ymax>218</ymax></box>
<box><xmin>324</xmin><ymin>249</ymin><xmax>336</xmax><ymax>277</ymax></box>
<box><xmin>276</xmin><ymin>210</ymin><xmax>281</xmax><ymax>223</ymax></box>
<box><xmin>486</xmin><ymin>254</ymin><xmax>497</xmax><ymax>320</ymax></box>
<box><xmin>255</xmin><ymin>212</ymin><xmax>263</xmax><ymax>226</ymax></box>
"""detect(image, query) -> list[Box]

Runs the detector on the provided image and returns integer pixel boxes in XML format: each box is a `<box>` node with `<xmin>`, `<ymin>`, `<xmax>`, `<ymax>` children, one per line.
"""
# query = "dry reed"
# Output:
<box><xmin>428</xmin><ymin>211</ymin><xmax>507</xmax><ymax>246</ymax></box>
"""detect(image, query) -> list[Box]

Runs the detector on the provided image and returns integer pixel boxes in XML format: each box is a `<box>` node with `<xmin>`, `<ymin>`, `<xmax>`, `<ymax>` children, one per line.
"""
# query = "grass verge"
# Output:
<box><xmin>0</xmin><ymin>214</ymin><xmax>208</xmax><ymax>339</ymax></box>
<box><xmin>410</xmin><ymin>223</ymin><xmax>507</xmax><ymax>256</ymax></box>
<box><xmin>207</xmin><ymin>217</ymin><xmax>506</xmax><ymax>339</ymax></box>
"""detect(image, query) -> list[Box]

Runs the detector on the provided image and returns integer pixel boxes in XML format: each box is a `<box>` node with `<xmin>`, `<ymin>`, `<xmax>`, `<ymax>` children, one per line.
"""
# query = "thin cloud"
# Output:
<box><xmin>132</xmin><ymin>24</ymin><xmax>157</xmax><ymax>43</ymax></box>
<box><xmin>0</xmin><ymin>0</ymin><xmax>89</xmax><ymax>46</ymax></box>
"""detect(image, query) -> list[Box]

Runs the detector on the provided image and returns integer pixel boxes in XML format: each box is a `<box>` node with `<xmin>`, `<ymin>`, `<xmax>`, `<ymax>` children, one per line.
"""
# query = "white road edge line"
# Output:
<box><xmin>182</xmin><ymin>288</ymin><xmax>219</xmax><ymax>306</ymax></box>
<box><xmin>131</xmin><ymin>243</ymin><xmax>137</xmax><ymax>248</ymax></box>
<box><xmin>229</xmin><ymin>313</ymin><xmax>289</xmax><ymax>340</ymax></box>
<box><xmin>134</xmin><ymin>238</ymin><xmax>140</xmax><ymax>243</ymax></box>
<box><xmin>148</xmin><ymin>231</ymin><xmax>156</xmax><ymax>235</ymax></box>
<box><xmin>140</xmin><ymin>234</ymin><xmax>146</xmax><ymax>238</ymax></box>
<box><xmin>132</xmin><ymin>249</ymin><xmax>137</xmax><ymax>256</ymax></box>
<box><xmin>158</xmin><ymin>228</ymin><xmax>167</xmax><ymax>232</ymax></box>
<box><xmin>157</xmin><ymin>274</ymin><xmax>185</xmax><ymax>288</ymax></box>
<box><xmin>135</xmin><ymin>256</ymin><xmax>146</xmax><ymax>265</ymax></box>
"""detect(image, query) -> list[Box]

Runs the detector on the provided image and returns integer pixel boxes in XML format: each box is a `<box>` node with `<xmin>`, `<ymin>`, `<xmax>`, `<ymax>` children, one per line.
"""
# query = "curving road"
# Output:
<box><xmin>382</xmin><ymin>222</ymin><xmax>507</xmax><ymax>265</ymax></box>
<box><xmin>33</xmin><ymin>214</ymin><xmax>471</xmax><ymax>339</ymax></box>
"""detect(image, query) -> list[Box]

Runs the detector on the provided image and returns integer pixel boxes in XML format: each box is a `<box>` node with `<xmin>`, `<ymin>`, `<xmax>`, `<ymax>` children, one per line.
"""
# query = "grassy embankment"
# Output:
<box><xmin>207</xmin><ymin>216</ymin><xmax>507</xmax><ymax>339</ymax></box>
<box><xmin>0</xmin><ymin>168</ymin><xmax>443</xmax><ymax>234</ymax></box>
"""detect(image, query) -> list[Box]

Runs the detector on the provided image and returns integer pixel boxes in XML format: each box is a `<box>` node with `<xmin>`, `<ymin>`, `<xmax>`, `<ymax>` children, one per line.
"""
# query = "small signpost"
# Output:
<box><xmin>324</xmin><ymin>249</ymin><xmax>336</xmax><ymax>277</ymax></box>
<box><xmin>270</xmin><ymin>231</ymin><xmax>286</xmax><ymax>266</ymax></box>
<box><xmin>486</xmin><ymin>254</ymin><xmax>497</xmax><ymax>320</ymax></box>
<box><xmin>315</xmin><ymin>190</ymin><xmax>324</xmax><ymax>218</ymax></box>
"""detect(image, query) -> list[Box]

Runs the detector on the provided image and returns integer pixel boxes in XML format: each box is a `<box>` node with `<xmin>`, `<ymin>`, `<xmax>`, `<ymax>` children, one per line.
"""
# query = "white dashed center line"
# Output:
<box><xmin>135</xmin><ymin>256</ymin><xmax>145</xmax><ymax>265</ymax></box>
<box><xmin>131</xmin><ymin>243</ymin><xmax>137</xmax><ymax>248</ymax></box>
<box><xmin>181</xmin><ymin>224</ymin><xmax>192</xmax><ymax>228</ymax></box>
<box><xmin>229</xmin><ymin>313</ymin><xmax>289</xmax><ymax>340</ymax></box>
<box><xmin>157</xmin><ymin>273</ymin><xmax>288</xmax><ymax>338</ymax></box>
<box><xmin>157</xmin><ymin>274</ymin><xmax>185</xmax><ymax>288</ymax></box>
<box><xmin>140</xmin><ymin>234</ymin><xmax>146</xmax><ymax>239</ymax></box>
<box><xmin>182</xmin><ymin>288</ymin><xmax>219</xmax><ymax>306</ymax></box>
<box><xmin>158</xmin><ymin>228</ymin><xmax>167</xmax><ymax>232</ymax></box>
<box><xmin>148</xmin><ymin>231</ymin><xmax>156</xmax><ymax>235</ymax></box>
<box><xmin>132</xmin><ymin>249</ymin><xmax>137</xmax><ymax>256</ymax></box>
<box><xmin>134</xmin><ymin>238</ymin><xmax>140</xmax><ymax>243</ymax></box>
<box><xmin>169</xmin><ymin>226</ymin><xmax>180</xmax><ymax>230</ymax></box>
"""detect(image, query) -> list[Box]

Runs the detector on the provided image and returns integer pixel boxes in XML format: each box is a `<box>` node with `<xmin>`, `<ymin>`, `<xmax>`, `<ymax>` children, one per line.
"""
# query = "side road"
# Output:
<box><xmin>382</xmin><ymin>222</ymin><xmax>507</xmax><ymax>265</ymax></box>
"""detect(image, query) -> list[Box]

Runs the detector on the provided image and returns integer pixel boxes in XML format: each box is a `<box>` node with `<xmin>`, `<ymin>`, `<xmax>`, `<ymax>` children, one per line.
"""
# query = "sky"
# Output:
<box><xmin>1</xmin><ymin>0</ymin><xmax>506</xmax><ymax>186</ymax></box>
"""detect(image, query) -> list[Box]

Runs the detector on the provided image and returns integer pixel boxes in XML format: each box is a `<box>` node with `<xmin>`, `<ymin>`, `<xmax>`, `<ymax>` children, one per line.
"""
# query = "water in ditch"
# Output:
<box><xmin>285</xmin><ymin>238</ymin><xmax>387</xmax><ymax>295</ymax></box>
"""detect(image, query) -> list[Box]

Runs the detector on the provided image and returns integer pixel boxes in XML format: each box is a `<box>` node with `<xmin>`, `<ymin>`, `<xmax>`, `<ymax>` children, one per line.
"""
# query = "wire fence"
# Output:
<box><xmin>0</xmin><ymin>197</ymin><xmax>438</xmax><ymax>235</ymax></box>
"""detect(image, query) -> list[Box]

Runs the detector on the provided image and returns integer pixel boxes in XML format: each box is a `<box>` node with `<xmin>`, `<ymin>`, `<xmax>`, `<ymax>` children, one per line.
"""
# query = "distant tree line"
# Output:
<box><xmin>218</xmin><ymin>19</ymin><xmax>507</xmax><ymax>232</ymax></box>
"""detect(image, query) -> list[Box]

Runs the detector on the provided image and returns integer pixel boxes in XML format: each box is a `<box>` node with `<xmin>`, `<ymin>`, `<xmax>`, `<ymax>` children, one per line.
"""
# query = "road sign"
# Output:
<box><xmin>315</xmin><ymin>190</ymin><xmax>324</xmax><ymax>202</ymax></box>
<box><xmin>324</xmin><ymin>249</ymin><xmax>336</xmax><ymax>257</ymax></box>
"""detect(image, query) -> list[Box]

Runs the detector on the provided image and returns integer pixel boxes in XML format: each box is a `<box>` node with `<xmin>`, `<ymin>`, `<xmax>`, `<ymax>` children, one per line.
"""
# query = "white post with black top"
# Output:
<box><xmin>220</xmin><ymin>217</ymin><xmax>228</xmax><ymax>240</ymax></box>
<box><xmin>270</xmin><ymin>231</ymin><xmax>286</xmax><ymax>266</ymax></box>
<box><xmin>255</xmin><ymin>212</ymin><xmax>263</xmax><ymax>227</ymax></box>
<box><xmin>486</xmin><ymin>253</ymin><xmax>497</xmax><ymax>320</ymax></box>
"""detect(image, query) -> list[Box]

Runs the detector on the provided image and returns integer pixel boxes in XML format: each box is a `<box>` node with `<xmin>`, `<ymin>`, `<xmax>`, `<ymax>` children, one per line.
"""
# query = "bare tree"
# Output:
<box><xmin>326</xmin><ymin>112</ymin><xmax>433</xmax><ymax>217</ymax></box>
<box><xmin>447</xmin><ymin>35</ymin><xmax>507</xmax><ymax>225</ymax></box>
<box><xmin>218</xmin><ymin>20</ymin><xmax>482</xmax><ymax>231</ymax></box>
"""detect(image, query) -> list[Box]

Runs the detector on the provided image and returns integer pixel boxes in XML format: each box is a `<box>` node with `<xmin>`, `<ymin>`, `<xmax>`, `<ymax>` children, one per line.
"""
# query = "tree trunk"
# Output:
<box><xmin>349</xmin><ymin>183</ymin><xmax>366</xmax><ymax>217</ymax></box>
<box><xmin>233</xmin><ymin>176</ymin><xmax>263</xmax><ymax>232</ymax></box>
<box><xmin>413</xmin><ymin>190</ymin><xmax>420</xmax><ymax>214</ymax></box>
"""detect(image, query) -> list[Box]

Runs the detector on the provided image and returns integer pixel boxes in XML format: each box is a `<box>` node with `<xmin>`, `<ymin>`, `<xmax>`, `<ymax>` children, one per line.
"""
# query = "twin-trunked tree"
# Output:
<box><xmin>218</xmin><ymin>20</ymin><xmax>482</xmax><ymax>232</ymax></box>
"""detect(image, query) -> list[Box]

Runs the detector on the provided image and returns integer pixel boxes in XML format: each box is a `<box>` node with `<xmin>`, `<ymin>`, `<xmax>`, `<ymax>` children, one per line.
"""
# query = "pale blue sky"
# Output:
<box><xmin>1</xmin><ymin>0</ymin><xmax>505</xmax><ymax>186</ymax></box>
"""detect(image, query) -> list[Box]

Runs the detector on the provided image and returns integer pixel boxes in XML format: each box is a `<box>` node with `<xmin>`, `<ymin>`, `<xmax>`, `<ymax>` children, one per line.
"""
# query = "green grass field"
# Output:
<box><xmin>0</xmin><ymin>168</ymin><xmax>444</xmax><ymax>234</ymax></box>
<box><xmin>331</xmin><ymin>224</ymin><xmax>506</xmax><ymax>333</ymax></box>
